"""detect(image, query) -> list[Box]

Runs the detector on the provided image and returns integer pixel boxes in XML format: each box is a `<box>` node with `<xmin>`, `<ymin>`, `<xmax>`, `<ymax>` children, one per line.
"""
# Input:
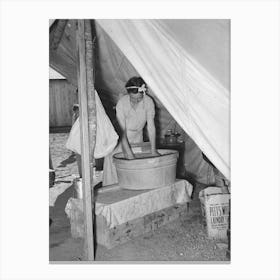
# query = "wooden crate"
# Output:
<box><xmin>67</xmin><ymin>199</ymin><xmax>189</xmax><ymax>249</ymax></box>
<box><xmin>96</xmin><ymin>203</ymin><xmax>188</xmax><ymax>249</ymax></box>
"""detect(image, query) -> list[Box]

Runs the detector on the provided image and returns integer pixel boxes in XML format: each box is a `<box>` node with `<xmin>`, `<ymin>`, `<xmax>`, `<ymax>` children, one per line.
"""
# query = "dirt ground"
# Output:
<box><xmin>49</xmin><ymin>133</ymin><xmax>230</xmax><ymax>262</ymax></box>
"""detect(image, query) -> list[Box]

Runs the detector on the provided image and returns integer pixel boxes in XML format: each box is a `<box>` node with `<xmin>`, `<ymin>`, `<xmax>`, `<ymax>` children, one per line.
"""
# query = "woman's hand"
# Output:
<box><xmin>126</xmin><ymin>153</ymin><xmax>135</xmax><ymax>160</ymax></box>
<box><xmin>124</xmin><ymin>150</ymin><xmax>135</xmax><ymax>160</ymax></box>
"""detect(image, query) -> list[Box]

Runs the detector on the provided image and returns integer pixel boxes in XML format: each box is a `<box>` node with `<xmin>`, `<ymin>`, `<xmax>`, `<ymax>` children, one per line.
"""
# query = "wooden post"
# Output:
<box><xmin>84</xmin><ymin>20</ymin><xmax>97</xmax><ymax>162</ymax></box>
<box><xmin>76</xmin><ymin>19</ymin><xmax>96</xmax><ymax>261</ymax></box>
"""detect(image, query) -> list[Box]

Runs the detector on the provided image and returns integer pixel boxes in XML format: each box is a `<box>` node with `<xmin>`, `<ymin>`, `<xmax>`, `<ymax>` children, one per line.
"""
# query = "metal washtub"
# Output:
<box><xmin>113</xmin><ymin>149</ymin><xmax>179</xmax><ymax>190</ymax></box>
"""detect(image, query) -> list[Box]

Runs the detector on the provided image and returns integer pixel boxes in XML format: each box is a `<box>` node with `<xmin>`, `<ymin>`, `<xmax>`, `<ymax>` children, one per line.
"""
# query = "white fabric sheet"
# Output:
<box><xmin>97</xmin><ymin>19</ymin><xmax>230</xmax><ymax>180</ymax></box>
<box><xmin>95</xmin><ymin>179</ymin><xmax>193</xmax><ymax>228</ymax></box>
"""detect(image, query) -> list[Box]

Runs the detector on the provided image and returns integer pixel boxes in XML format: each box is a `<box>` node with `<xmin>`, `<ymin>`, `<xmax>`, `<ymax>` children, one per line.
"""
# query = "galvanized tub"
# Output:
<box><xmin>113</xmin><ymin>149</ymin><xmax>179</xmax><ymax>190</ymax></box>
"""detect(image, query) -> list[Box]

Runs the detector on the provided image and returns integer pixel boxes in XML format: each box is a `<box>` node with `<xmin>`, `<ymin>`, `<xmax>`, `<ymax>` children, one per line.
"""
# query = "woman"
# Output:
<box><xmin>103</xmin><ymin>76</ymin><xmax>159</xmax><ymax>186</ymax></box>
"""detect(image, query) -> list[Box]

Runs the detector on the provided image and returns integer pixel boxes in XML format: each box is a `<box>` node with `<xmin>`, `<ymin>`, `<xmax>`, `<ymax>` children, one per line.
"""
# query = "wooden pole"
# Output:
<box><xmin>76</xmin><ymin>19</ymin><xmax>96</xmax><ymax>261</ymax></box>
<box><xmin>84</xmin><ymin>20</ymin><xmax>97</xmax><ymax>162</ymax></box>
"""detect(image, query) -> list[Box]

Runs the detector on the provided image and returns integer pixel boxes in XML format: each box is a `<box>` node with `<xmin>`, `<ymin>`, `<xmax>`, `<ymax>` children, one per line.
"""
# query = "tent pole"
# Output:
<box><xmin>84</xmin><ymin>19</ymin><xmax>97</xmax><ymax>163</ymax></box>
<box><xmin>76</xmin><ymin>19</ymin><xmax>96</xmax><ymax>261</ymax></box>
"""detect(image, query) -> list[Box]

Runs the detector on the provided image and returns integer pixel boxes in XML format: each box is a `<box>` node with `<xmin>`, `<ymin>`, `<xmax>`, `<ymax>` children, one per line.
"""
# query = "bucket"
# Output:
<box><xmin>73</xmin><ymin>178</ymin><xmax>83</xmax><ymax>199</ymax></box>
<box><xmin>73</xmin><ymin>169</ymin><xmax>103</xmax><ymax>199</ymax></box>
<box><xmin>113</xmin><ymin>149</ymin><xmax>178</xmax><ymax>190</ymax></box>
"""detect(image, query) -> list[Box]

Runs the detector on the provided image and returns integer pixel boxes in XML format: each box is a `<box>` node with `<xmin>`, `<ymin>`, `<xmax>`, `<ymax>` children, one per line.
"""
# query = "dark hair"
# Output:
<box><xmin>125</xmin><ymin>76</ymin><xmax>146</xmax><ymax>94</ymax></box>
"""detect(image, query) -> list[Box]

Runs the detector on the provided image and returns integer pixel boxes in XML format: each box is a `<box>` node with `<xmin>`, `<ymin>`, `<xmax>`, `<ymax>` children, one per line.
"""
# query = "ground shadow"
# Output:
<box><xmin>57</xmin><ymin>154</ymin><xmax>77</xmax><ymax>168</ymax></box>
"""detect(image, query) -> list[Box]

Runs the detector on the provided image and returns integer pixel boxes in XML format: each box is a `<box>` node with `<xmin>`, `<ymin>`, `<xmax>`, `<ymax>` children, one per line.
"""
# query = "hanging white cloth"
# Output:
<box><xmin>66</xmin><ymin>90</ymin><xmax>119</xmax><ymax>159</ymax></box>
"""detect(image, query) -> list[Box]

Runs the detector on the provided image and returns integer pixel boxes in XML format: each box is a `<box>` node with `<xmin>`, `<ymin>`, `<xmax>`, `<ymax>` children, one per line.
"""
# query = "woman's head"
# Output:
<box><xmin>125</xmin><ymin>77</ymin><xmax>147</xmax><ymax>102</ymax></box>
<box><xmin>125</xmin><ymin>77</ymin><xmax>147</xmax><ymax>93</ymax></box>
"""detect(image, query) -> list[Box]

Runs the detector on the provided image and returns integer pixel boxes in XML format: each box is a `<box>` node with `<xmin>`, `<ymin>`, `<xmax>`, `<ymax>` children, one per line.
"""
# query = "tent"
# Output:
<box><xmin>49</xmin><ymin>19</ymin><xmax>230</xmax><ymax>183</ymax></box>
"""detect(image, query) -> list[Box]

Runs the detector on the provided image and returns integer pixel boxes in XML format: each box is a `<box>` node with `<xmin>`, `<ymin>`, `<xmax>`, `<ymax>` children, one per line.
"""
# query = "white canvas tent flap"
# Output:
<box><xmin>96</xmin><ymin>19</ymin><xmax>230</xmax><ymax>179</ymax></box>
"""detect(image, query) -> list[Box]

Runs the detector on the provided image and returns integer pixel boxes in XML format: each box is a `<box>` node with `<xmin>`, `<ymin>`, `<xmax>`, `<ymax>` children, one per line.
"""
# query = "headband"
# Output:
<box><xmin>126</xmin><ymin>84</ymin><xmax>147</xmax><ymax>94</ymax></box>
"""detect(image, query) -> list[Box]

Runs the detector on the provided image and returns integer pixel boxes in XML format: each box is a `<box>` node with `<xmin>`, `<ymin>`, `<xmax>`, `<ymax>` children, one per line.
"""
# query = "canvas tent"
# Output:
<box><xmin>49</xmin><ymin>19</ymin><xmax>230</xmax><ymax>182</ymax></box>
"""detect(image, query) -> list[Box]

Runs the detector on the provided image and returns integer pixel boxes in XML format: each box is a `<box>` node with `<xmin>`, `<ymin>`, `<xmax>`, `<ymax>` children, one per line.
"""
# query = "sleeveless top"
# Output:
<box><xmin>116</xmin><ymin>94</ymin><xmax>155</xmax><ymax>144</ymax></box>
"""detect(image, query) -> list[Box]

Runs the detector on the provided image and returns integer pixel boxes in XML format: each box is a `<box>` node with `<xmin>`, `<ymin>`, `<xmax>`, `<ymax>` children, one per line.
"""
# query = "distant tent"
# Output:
<box><xmin>49</xmin><ymin>19</ymin><xmax>230</xmax><ymax>182</ymax></box>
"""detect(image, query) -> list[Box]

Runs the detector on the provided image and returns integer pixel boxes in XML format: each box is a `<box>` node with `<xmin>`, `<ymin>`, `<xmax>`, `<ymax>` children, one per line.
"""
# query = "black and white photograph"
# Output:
<box><xmin>1</xmin><ymin>0</ymin><xmax>280</xmax><ymax>279</ymax></box>
<box><xmin>49</xmin><ymin>19</ymin><xmax>231</xmax><ymax>262</ymax></box>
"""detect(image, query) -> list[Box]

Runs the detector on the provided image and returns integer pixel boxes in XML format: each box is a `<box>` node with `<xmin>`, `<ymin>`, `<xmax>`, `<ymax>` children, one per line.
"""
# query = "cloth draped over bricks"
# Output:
<box><xmin>65</xmin><ymin>179</ymin><xmax>193</xmax><ymax>229</ymax></box>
